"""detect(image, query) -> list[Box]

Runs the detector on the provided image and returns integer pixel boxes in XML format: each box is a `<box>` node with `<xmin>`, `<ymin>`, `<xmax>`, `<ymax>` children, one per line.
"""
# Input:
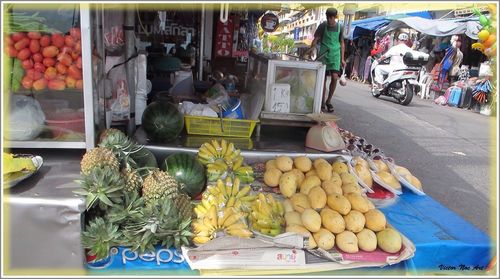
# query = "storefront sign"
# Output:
<box><xmin>261</xmin><ymin>13</ymin><xmax>279</xmax><ymax>33</ymax></box>
<box><xmin>215</xmin><ymin>16</ymin><xmax>234</xmax><ymax>57</ymax></box>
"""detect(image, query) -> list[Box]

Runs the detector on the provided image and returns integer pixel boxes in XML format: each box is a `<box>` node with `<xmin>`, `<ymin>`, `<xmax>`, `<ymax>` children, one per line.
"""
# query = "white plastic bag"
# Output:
<box><xmin>339</xmin><ymin>69</ymin><xmax>347</xmax><ymax>86</ymax></box>
<box><xmin>5</xmin><ymin>95</ymin><xmax>46</xmax><ymax>141</ymax></box>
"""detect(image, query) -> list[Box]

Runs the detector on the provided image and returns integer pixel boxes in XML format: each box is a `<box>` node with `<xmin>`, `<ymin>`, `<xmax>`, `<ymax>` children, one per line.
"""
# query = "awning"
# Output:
<box><xmin>376</xmin><ymin>16</ymin><xmax>482</xmax><ymax>40</ymax></box>
<box><xmin>346</xmin><ymin>11</ymin><xmax>433</xmax><ymax>40</ymax></box>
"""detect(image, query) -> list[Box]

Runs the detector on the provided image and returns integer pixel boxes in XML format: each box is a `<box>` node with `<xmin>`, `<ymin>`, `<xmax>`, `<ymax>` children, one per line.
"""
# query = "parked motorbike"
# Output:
<box><xmin>370</xmin><ymin>51</ymin><xmax>429</xmax><ymax>106</ymax></box>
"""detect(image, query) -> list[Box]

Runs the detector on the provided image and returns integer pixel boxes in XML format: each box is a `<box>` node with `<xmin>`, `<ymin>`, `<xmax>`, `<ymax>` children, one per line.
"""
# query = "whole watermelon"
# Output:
<box><xmin>142</xmin><ymin>101</ymin><xmax>184</xmax><ymax>142</ymax></box>
<box><xmin>162</xmin><ymin>152</ymin><xmax>206</xmax><ymax>198</ymax></box>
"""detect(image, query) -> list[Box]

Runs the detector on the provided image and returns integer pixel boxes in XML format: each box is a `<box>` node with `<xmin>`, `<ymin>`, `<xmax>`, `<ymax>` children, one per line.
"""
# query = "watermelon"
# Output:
<box><xmin>142</xmin><ymin>101</ymin><xmax>184</xmax><ymax>142</ymax></box>
<box><xmin>162</xmin><ymin>152</ymin><xmax>206</xmax><ymax>198</ymax></box>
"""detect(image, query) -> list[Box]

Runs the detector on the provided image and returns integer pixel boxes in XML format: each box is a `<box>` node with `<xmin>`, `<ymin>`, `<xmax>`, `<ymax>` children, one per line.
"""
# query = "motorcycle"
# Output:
<box><xmin>370</xmin><ymin>51</ymin><xmax>429</xmax><ymax>106</ymax></box>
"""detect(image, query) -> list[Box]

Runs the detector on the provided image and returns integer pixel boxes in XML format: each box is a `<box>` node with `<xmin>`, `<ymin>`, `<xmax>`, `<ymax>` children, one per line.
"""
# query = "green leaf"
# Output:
<box><xmin>99</xmin><ymin>193</ymin><xmax>114</xmax><ymax>207</ymax></box>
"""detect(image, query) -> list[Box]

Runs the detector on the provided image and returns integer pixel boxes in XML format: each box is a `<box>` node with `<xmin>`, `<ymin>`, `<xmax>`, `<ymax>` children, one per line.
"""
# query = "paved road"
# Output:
<box><xmin>331</xmin><ymin>81</ymin><xmax>494</xmax><ymax>235</ymax></box>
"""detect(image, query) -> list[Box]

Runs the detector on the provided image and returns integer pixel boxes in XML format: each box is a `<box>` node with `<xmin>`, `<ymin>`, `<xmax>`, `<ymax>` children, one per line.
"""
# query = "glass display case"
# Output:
<box><xmin>262</xmin><ymin>59</ymin><xmax>325</xmax><ymax>121</ymax></box>
<box><xmin>3</xmin><ymin>3</ymin><xmax>95</xmax><ymax>149</ymax></box>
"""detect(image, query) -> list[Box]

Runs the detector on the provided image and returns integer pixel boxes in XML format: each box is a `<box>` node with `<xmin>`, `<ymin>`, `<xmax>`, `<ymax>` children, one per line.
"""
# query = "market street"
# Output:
<box><xmin>332</xmin><ymin>80</ymin><xmax>493</xmax><ymax>235</ymax></box>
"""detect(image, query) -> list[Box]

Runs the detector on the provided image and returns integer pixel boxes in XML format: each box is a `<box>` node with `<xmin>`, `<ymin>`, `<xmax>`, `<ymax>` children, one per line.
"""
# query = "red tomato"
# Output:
<box><xmin>43</xmin><ymin>57</ymin><xmax>56</xmax><ymax>67</ymax></box>
<box><xmin>64</xmin><ymin>35</ymin><xmax>75</xmax><ymax>47</ymax></box>
<box><xmin>29</xmin><ymin>39</ymin><xmax>40</xmax><ymax>53</ymax></box>
<box><xmin>65</xmin><ymin>76</ymin><xmax>77</xmax><ymax>88</ymax></box>
<box><xmin>26</xmin><ymin>69</ymin><xmax>43</xmax><ymax>81</ymax></box>
<box><xmin>21</xmin><ymin>59</ymin><xmax>34</xmax><ymax>70</ymax></box>
<box><xmin>32</xmin><ymin>78</ymin><xmax>48</xmax><ymax>91</ymax></box>
<box><xmin>76</xmin><ymin>57</ymin><xmax>82</xmax><ymax>69</ymax></box>
<box><xmin>60</xmin><ymin>46</ymin><xmax>72</xmax><ymax>55</ymax></box>
<box><xmin>7</xmin><ymin>46</ymin><xmax>18</xmax><ymax>57</ymax></box>
<box><xmin>11</xmin><ymin>32</ymin><xmax>26</xmax><ymax>42</ymax></box>
<box><xmin>44</xmin><ymin>66</ymin><xmax>58</xmax><ymax>80</ymax></box>
<box><xmin>71</xmin><ymin>50</ymin><xmax>80</xmax><ymax>60</ymax></box>
<box><xmin>21</xmin><ymin>76</ymin><xmax>33</xmax><ymax>89</ymax></box>
<box><xmin>42</xmin><ymin>46</ymin><xmax>59</xmax><ymax>58</ymax></box>
<box><xmin>14</xmin><ymin>37</ymin><xmax>30</xmax><ymax>50</ymax></box>
<box><xmin>75</xmin><ymin>79</ymin><xmax>84</xmax><ymax>90</ymax></box>
<box><xmin>40</xmin><ymin>35</ymin><xmax>51</xmax><ymax>47</ymax></box>
<box><xmin>5</xmin><ymin>36</ymin><xmax>13</xmax><ymax>46</ymax></box>
<box><xmin>32</xmin><ymin>53</ymin><xmax>43</xmax><ymax>63</ymax></box>
<box><xmin>33</xmin><ymin>62</ymin><xmax>46</xmax><ymax>73</ymax></box>
<box><xmin>51</xmin><ymin>33</ymin><xmax>65</xmax><ymax>48</ymax></box>
<box><xmin>74</xmin><ymin>41</ymin><xmax>81</xmax><ymax>52</ymax></box>
<box><xmin>67</xmin><ymin>65</ymin><xmax>82</xmax><ymax>80</ymax></box>
<box><xmin>55</xmin><ymin>63</ymin><xmax>67</xmax><ymax>75</ymax></box>
<box><xmin>69</xmin><ymin>27</ymin><xmax>81</xmax><ymax>39</ymax></box>
<box><xmin>27</xmin><ymin>31</ymin><xmax>42</xmax><ymax>39</ymax></box>
<box><xmin>57</xmin><ymin>53</ymin><xmax>73</xmax><ymax>67</ymax></box>
<box><xmin>17</xmin><ymin>48</ymin><xmax>31</xmax><ymax>60</ymax></box>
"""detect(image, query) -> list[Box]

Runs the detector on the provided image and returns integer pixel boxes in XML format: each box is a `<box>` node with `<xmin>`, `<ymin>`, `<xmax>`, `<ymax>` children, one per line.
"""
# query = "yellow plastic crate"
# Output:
<box><xmin>184</xmin><ymin>115</ymin><xmax>259</xmax><ymax>138</ymax></box>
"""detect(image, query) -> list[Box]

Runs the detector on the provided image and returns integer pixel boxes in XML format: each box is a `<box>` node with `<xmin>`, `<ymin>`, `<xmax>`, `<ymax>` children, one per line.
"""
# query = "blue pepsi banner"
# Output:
<box><xmin>86</xmin><ymin>246</ymin><xmax>192</xmax><ymax>271</ymax></box>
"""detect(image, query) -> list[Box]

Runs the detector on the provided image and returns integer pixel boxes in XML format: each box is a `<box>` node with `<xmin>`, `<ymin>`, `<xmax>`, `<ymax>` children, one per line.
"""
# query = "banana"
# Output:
<box><xmin>201</xmin><ymin>199</ymin><xmax>212</xmax><ymax>211</ymax></box>
<box><xmin>218</xmin><ymin>207</ymin><xmax>235</xmax><ymax>228</ymax></box>
<box><xmin>234</xmin><ymin>199</ymin><xmax>242</xmax><ymax>210</ymax></box>
<box><xmin>193</xmin><ymin>236</ymin><xmax>212</xmax><ymax>245</ymax></box>
<box><xmin>214</xmin><ymin>159</ymin><xmax>228</xmax><ymax>169</ymax></box>
<box><xmin>192</xmin><ymin>222</ymin><xmax>213</xmax><ymax>234</ymax></box>
<box><xmin>217</xmin><ymin>179</ymin><xmax>227</xmax><ymax>197</ymax></box>
<box><xmin>211</xmin><ymin>140</ymin><xmax>222</xmax><ymax>155</ymax></box>
<box><xmin>235</xmin><ymin>185</ymin><xmax>251</xmax><ymax>198</ymax></box>
<box><xmin>226</xmin><ymin>196</ymin><xmax>236</xmax><ymax>207</ymax></box>
<box><xmin>240</xmin><ymin>195</ymin><xmax>257</xmax><ymax>202</ymax></box>
<box><xmin>232</xmin><ymin>156</ymin><xmax>244</xmax><ymax>170</ymax></box>
<box><xmin>203</xmin><ymin>143</ymin><xmax>218</xmax><ymax>157</ymax></box>
<box><xmin>220</xmin><ymin>139</ymin><xmax>228</xmax><ymax>158</ymax></box>
<box><xmin>223</xmin><ymin>212</ymin><xmax>244</xmax><ymax>228</ymax></box>
<box><xmin>226</xmin><ymin>222</ymin><xmax>247</xmax><ymax>231</ymax></box>
<box><xmin>205</xmin><ymin>205</ymin><xmax>218</xmax><ymax>228</ymax></box>
<box><xmin>197</xmin><ymin>149</ymin><xmax>214</xmax><ymax>162</ymax></box>
<box><xmin>207</xmin><ymin>185</ymin><xmax>220</xmax><ymax>196</ymax></box>
<box><xmin>225</xmin><ymin>176</ymin><xmax>233</xmax><ymax>196</ymax></box>
<box><xmin>227</xmin><ymin>228</ymin><xmax>253</xmax><ymax>238</ymax></box>
<box><xmin>225</xmin><ymin>143</ymin><xmax>235</xmax><ymax>158</ymax></box>
<box><xmin>231</xmin><ymin>177</ymin><xmax>240</xmax><ymax>197</ymax></box>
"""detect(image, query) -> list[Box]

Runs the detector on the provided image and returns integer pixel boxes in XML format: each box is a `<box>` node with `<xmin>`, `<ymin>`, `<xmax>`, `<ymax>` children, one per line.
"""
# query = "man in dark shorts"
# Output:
<box><xmin>306</xmin><ymin>8</ymin><xmax>345</xmax><ymax>113</ymax></box>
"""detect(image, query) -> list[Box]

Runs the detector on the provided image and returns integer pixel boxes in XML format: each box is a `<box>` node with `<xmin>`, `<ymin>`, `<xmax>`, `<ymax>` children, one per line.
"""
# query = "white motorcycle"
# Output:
<box><xmin>370</xmin><ymin>51</ymin><xmax>429</xmax><ymax>106</ymax></box>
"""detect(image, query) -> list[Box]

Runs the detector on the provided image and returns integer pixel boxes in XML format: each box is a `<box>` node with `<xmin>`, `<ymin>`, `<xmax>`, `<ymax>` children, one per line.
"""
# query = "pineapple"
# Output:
<box><xmin>122</xmin><ymin>197</ymin><xmax>192</xmax><ymax>253</ymax></box>
<box><xmin>81</xmin><ymin>217</ymin><xmax>122</xmax><ymax>261</ymax></box>
<box><xmin>174</xmin><ymin>193</ymin><xmax>194</xmax><ymax>221</ymax></box>
<box><xmin>74</xmin><ymin>166</ymin><xmax>124</xmax><ymax>210</ymax></box>
<box><xmin>142</xmin><ymin>169</ymin><xmax>180</xmax><ymax>205</ymax></box>
<box><xmin>80</xmin><ymin>147</ymin><xmax>120</xmax><ymax>176</ymax></box>
<box><xmin>98</xmin><ymin>129</ymin><xmax>144</xmax><ymax>169</ymax></box>
<box><xmin>107</xmin><ymin>190</ymin><xmax>144</xmax><ymax>224</ymax></box>
<box><xmin>122</xmin><ymin>168</ymin><xmax>142</xmax><ymax>193</ymax></box>
<box><xmin>98</xmin><ymin>128</ymin><xmax>125</xmax><ymax>144</ymax></box>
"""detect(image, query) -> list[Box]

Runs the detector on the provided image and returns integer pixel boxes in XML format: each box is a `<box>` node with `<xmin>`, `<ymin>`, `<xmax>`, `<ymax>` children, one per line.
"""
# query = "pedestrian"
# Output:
<box><xmin>306</xmin><ymin>7</ymin><xmax>345</xmax><ymax>113</ymax></box>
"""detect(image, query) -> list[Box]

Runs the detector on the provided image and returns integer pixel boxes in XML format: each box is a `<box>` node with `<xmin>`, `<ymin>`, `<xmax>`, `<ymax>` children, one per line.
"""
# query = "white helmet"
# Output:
<box><xmin>398</xmin><ymin>33</ymin><xmax>409</xmax><ymax>41</ymax></box>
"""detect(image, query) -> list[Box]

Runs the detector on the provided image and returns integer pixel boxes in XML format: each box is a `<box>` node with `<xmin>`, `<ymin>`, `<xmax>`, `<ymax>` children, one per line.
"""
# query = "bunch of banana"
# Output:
<box><xmin>249</xmin><ymin>193</ymin><xmax>285</xmax><ymax>237</ymax></box>
<box><xmin>197</xmin><ymin>139</ymin><xmax>243</xmax><ymax>168</ymax></box>
<box><xmin>206</xmin><ymin>160</ymin><xmax>230</xmax><ymax>182</ymax></box>
<box><xmin>195</xmin><ymin>176</ymin><xmax>256</xmax><ymax>217</ymax></box>
<box><xmin>192</xmin><ymin>205</ymin><xmax>253</xmax><ymax>245</ymax></box>
<box><xmin>233</xmin><ymin>165</ymin><xmax>255</xmax><ymax>183</ymax></box>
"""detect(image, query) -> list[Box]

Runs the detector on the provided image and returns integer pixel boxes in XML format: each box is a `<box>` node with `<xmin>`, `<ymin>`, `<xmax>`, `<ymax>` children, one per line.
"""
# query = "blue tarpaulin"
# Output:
<box><xmin>346</xmin><ymin>11</ymin><xmax>433</xmax><ymax>40</ymax></box>
<box><xmin>380</xmin><ymin>188</ymin><xmax>492</xmax><ymax>273</ymax></box>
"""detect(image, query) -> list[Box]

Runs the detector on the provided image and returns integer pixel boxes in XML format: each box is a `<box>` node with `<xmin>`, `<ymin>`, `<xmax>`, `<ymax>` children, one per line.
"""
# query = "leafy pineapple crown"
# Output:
<box><xmin>74</xmin><ymin>166</ymin><xmax>125</xmax><ymax>211</ymax></box>
<box><xmin>81</xmin><ymin>217</ymin><xmax>122</xmax><ymax>261</ymax></box>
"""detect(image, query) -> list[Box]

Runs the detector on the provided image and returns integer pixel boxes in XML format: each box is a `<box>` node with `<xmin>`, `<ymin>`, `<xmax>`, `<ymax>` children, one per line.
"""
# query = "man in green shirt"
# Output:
<box><xmin>307</xmin><ymin>8</ymin><xmax>345</xmax><ymax>113</ymax></box>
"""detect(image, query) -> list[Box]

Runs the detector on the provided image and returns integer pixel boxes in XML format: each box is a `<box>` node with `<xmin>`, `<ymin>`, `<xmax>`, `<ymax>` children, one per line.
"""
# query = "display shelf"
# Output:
<box><xmin>4</xmin><ymin>140</ymin><xmax>86</xmax><ymax>149</ymax></box>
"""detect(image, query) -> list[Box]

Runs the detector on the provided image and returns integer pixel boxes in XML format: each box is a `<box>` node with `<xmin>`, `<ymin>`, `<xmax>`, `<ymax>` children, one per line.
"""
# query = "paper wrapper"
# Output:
<box><xmin>182</xmin><ymin>230</ymin><xmax>415</xmax><ymax>271</ymax></box>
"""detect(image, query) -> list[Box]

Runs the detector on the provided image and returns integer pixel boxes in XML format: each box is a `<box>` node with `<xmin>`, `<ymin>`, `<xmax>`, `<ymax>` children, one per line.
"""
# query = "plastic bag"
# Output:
<box><xmin>106</xmin><ymin>56</ymin><xmax>130</xmax><ymax>121</ymax></box>
<box><xmin>339</xmin><ymin>69</ymin><xmax>347</xmax><ymax>86</ymax></box>
<box><xmin>103</xmin><ymin>10</ymin><xmax>125</xmax><ymax>53</ymax></box>
<box><xmin>5</xmin><ymin>95</ymin><xmax>46</xmax><ymax>141</ymax></box>
<box><xmin>206</xmin><ymin>83</ymin><xmax>230</xmax><ymax>110</ymax></box>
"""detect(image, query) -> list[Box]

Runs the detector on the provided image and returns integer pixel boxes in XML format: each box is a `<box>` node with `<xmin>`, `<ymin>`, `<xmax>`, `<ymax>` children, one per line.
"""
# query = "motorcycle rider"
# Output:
<box><xmin>373</xmin><ymin>33</ymin><xmax>412</xmax><ymax>89</ymax></box>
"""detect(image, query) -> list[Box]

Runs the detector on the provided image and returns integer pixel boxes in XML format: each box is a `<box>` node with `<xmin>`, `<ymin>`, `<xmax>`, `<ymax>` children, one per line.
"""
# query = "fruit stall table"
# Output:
<box><xmin>3</xmin><ymin>143</ymin><xmax>494</xmax><ymax>275</ymax></box>
<box><xmin>4</xmin><ymin>149</ymin><xmax>86</xmax><ymax>275</ymax></box>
